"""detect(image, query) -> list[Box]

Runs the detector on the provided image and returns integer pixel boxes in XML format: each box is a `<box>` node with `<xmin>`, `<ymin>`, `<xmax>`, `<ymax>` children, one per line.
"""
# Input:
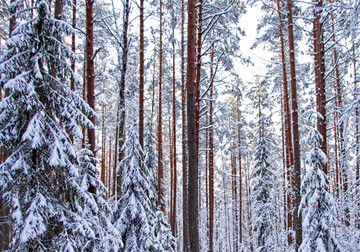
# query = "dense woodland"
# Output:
<box><xmin>0</xmin><ymin>0</ymin><xmax>359</xmax><ymax>251</ymax></box>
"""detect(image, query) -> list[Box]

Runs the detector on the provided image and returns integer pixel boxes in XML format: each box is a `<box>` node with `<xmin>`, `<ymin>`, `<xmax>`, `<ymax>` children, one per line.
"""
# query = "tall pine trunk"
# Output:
<box><xmin>209</xmin><ymin>47</ymin><xmax>215</xmax><ymax>252</ymax></box>
<box><xmin>171</xmin><ymin>19</ymin><xmax>178</xmax><ymax>236</ymax></box>
<box><xmin>157</xmin><ymin>0</ymin><xmax>164</xmax><ymax>212</ymax></box>
<box><xmin>286</xmin><ymin>0</ymin><xmax>302</xmax><ymax>249</ymax></box>
<box><xmin>181</xmin><ymin>0</ymin><xmax>189</xmax><ymax>249</ymax></box>
<box><xmin>187</xmin><ymin>0</ymin><xmax>199</xmax><ymax>250</ymax></box>
<box><xmin>139</xmin><ymin>0</ymin><xmax>144</xmax><ymax>148</ymax></box>
<box><xmin>86</xmin><ymin>0</ymin><xmax>96</xmax><ymax>161</ymax></box>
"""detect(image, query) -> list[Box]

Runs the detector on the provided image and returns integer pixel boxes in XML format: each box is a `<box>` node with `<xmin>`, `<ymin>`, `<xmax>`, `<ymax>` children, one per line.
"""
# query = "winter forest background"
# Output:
<box><xmin>0</xmin><ymin>0</ymin><xmax>359</xmax><ymax>250</ymax></box>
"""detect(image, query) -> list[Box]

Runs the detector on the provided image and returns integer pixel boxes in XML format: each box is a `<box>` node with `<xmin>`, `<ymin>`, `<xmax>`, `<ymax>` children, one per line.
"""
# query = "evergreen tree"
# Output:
<box><xmin>299</xmin><ymin>113</ymin><xmax>342</xmax><ymax>252</ymax></box>
<box><xmin>251</xmin><ymin>116</ymin><xmax>276</xmax><ymax>252</ymax></box>
<box><xmin>112</xmin><ymin>122</ymin><xmax>175</xmax><ymax>251</ymax></box>
<box><xmin>0</xmin><ymin>0</ymin><xmax>121</xmax><ymax>250</ymax></box>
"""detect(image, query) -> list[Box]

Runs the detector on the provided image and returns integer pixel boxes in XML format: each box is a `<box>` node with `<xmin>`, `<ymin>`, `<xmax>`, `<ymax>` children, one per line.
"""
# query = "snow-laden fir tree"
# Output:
<box><xmin>77</xmin><ymin>145</ymin><xmax>122</xmax><ymax>251</ymax></box>
<box><xmin>299</xmin><ymin>114</ymin><xmax>342</xmax><ymax>252</ymax></box>
<box><xmin>0</xmin><ymin>1</ymin><xmax>121</xmax><ymax>250</ymax></box>
<box><xmin>144</xmin><ymin>122</ymin><xmax>176</xmax><ymax>251</ymax></box>
<box><xmin>251</xmin><ymin>115</ymin><xmax>276</xmax><ymax>252</ymax></box>
<box><xmin>112</xmin><ymin>122</ymin><xmax>175</xmax><ymax>251</ymax></box>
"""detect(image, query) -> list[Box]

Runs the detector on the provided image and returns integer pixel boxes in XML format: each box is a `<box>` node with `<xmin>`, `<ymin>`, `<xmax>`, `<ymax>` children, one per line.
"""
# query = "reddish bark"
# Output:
<box><xmin>277</xmin><ymin>0</ymin><xmax>294</xmax><ymax>244</ymax></box>
<box><xmin>108</xmin><ymin>137</ymin><xmax>112</xmax><ymax>198</ymax></box>
<box><xmin>181</xmin><ymin>0</ymin><xmax>189</xmax><ymax>249</ymax></box>
<box><xmin>113</xmin><ymin>109</ymin><xmax>119</xmax><ymax>196</ymax></box>
<box><xmin>286</xmin><ymin>0</ymin><xmax>302</xmax><ymax>249</ymax></box>
<box><xmin>86</xmin><ymin>0</ymin><xmax>96</xmax><ymax>157</ymax></box>
<box><xmin>171</xmin><ymin>22</ymin><xmax>178</xmax><ymax>236</ymax></box>
<box><xmin>139</xmin><ymin>0</ymin><xmax>144</xmax><ymax>148</ymax></box>
<box><xmin>54</xmin><ymin>0</ymin><xmax>63</xmax><ymax>20</ymax></box>
<box><xmin>231</xmin><ymin>138</ymin><xmax>238</xmax><ymax>251</ymax></box>
<box><xmin>157</xmin><ymin>0</ymin><xmax>164</xmax><ymax>212</ymax></box>
<box><xmin>187</xmin><ymin>0</ymin><xmax>199</xmax><ymax>249</ymax></box>
<box><xmin>237</xmin><ymin>108</ymin><xmax>242</xmax><ymax>244</ymax></box>
<box><xmin>101</xmin><ymin>105</ymin><xmax>106</xmax><ymax>186</ymax></box>
<box><xmin>209</xmin><ymin>48</ymin><xmax>214</xmax><ymax>252</ymax></box>
<box><xmin>70</xmin><ymin>0</ymin><xmax>76</xmax><ymax>144</ymax></box>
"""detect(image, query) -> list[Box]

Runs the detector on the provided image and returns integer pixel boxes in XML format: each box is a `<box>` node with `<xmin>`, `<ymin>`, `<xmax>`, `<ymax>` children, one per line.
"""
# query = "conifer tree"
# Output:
<box><xmin>112</xmin><ymin>123</ymin><xmax>175</xmax><ymax>251</ymax></box>
<box><xmin>251</xmin><ymin>116</ymin><xmax>276</xmax><ymax>252</ymax></box>
<box><xmin>0</xmin><ymin>1</ymin><xmax>121</xmax><ymax>250</ymax></box>
<box><xmin>299</xmin><ymin>115</ymin><xmax>341</xmax><ymax>252</ymax></box>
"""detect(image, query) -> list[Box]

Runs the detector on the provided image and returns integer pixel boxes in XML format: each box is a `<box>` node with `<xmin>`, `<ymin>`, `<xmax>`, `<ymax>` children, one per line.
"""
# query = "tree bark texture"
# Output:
<box><xmin>157</xmin><ymin>0</ymin><xmax>164</xmax><ymax>212</ymax></box>
<box><xmin>117</xmin><ymin>0</ymin><xmax>130</xmax><ymax>200</ymax></box>
<box><xmin>187</xmin><ymin>0</ymin><xmax>200</xmax><ymax>250</ymax></box>
<box><xmin>139</xmin><ymin>0</ymin><xmax>144</xmax><ymax>148</ymax></box>
<box><xmin>181</xmin><ymin>0</ymin><xmax>189</xmax><ymax>250</ymax></box>
<box><xmin>86</xmin><ymin>0</ymin><xmax>96</xmax><ymax>158</ymax></box>
<box><xmin>286</xmin><ymin>0</ymin><xmax>302</xmax><ymax>249</ymax></box>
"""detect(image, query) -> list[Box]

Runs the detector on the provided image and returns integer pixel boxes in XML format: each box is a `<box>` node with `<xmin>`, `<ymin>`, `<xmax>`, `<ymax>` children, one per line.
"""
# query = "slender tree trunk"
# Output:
<box><xmin>277</xmin><ymin>0</ymin><xmax>294</xmax><ymax>244</ymax></box>
<box><xmin>187</xmin><ymin>0</ymin><xmax>199</xmax><ymax>250</ymax></box>
<box><xmin>70</xmin><ymin>0</ymin><xmax>76</xmax><ymax>144</ymax></box>
<box><xmin>139</xmin><ymin>0</ymin><xmax>144</xmax><ymax>148</ymax></box>
<box><xmin>281</xmin><ymin>97</ymin><xmax>288</xmax><ymax>234</ymax></box>
<box><xmin>82</xmin><ymin>51</ymin><xmax>86</xmax><ymax>148</ymax></box>
<box><xmin>181</xmin><ymin>0</ymin><xmax>189</xmax><ymax>250</ymax></box>
<box><xmin>113</xmin><ymin>109</ymin><xmax>119</xmax><ymax>196</ymax></box>
<box><xmin>157</xmin><ymin>0</ymin><xmax>164</xmax><ymax>212</ymax></box>
<box><xmin>170</xmin><ymin>117</ymin><xmax>174</xmax><ymax>221</ymax></box>
<box><xmin>117</xmin><ymin>0</ymin><xmax>130</xmax><ymax>200</ymax></box>
<box><xmin>108</xmin><ymin>137</ymin><xmax>112</xmax><ymax>198</ymax></box>
<box><xmin>314</xmin><ymin>0</ymin><xmax>327</xmax><ymax>171</ymax></box>
<box><xmin>86</xmin><ymin>0</ymin><xmax>96</xmax><ymax>159</ymax></box>
<box><xmin>171</xmin><ymin>20</ymin><xmax>178</xmax><ymax>236</ymax></box>
<box><xmin>209</xmin><ymin>47</ymin><xmax>214</xmax><ymax>252</ymax></box>
<box><xmin>101</xmin><ymin>105</ymin><xmax>106</xmax><ymax>185</ymax></box>
<box><xmin>54</xmin><ymin>0</ymin><xmax>63</xmax><ymax>19</ymax></box>
<box><xmin>195</xmin><ymin>0</ymin><xmax>203</xmax><ymax>216</ymax></box>
<box><xmin>237</xmin><ymin>108</ymin><xmax>242</xmax><ymax>245</ymax></box>
<box><xmin>353</xmin><ymin>42</ymin><xmax>359</xmax><ymax>228</ymax></box>
<box><xmin>231</xmin><ymin>137</ymin><xmax>238</xmax><ymax>252</ymax></box>
<box><xmin>286</xmin><ymin>0</ymin><xmax>302</xmax><ymax>249</ymax></box>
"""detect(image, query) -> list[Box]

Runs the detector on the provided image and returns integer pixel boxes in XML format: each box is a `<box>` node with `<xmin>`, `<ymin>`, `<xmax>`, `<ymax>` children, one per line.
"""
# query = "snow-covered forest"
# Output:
<box><xmin>0</xmin><ymin>0</ymin><xmax>359</xmax><ymax>250</ymax></box>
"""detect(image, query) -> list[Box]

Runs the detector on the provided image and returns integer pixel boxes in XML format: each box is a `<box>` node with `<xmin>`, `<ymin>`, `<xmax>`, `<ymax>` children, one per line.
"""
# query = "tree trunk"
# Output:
<box><xmin>171</xmin><ymin>20</ymin><xmax>177</xmax><ymax>236</ymax></box>
<box><xmin>277</xmin><ymin>0</ymin><xmax>294</xmax><ymax>244</ymax></box>
<box><xmin>187</xmin><ymin>0</ymin><xmax>199</xmax><ymax>250</ymax></box>
<box><xmin>237</xmin><ymin>108</ymin><xmax>242</xmax><ymax>245</ymax></box>
<box><xmin>108</xmin><ymin>137</ymin><xmax>112</xmax><ymax>198</ymax></box>
<box><xmin>113</xmin><ymin>109</ymin><xmax>119</xmax><ymax>197</ymax></box>
<box><xmin>117</xmin><ymin>0</ymin><xmax>130</xmax><ymax>200</ymax></box>
<box><xmin>286</xmin><ymin>0</ymin><xmax>302</xmax><ymax>249</ymax></box>
<box><xmin>70</xmin><ymin>0</ymin><xmax>76</xmax><ymax>144</ymax></box>
<box><xmin>181</xmin><ymin>0</ymin><xmax>189</xmax><ymax>250</ymax></box>
<box><xmin>157</xmin><ymin>0</ymin><xmax>164</xmax><ymax>212</ymax></box>
<box><xmin>86</xmin><ymin>0</ymin><xmax>96</xmax><ymax>159</ymax></box>
<box><xmin>139</xmin><ymin>0</ymin><xmax>144</xmax><ymax>148</ymax></box>
<box><xmin>314</xmin><ymin>1</ymin><xmax>327</xmax><ymax>168</ymax></box>
<box><xmin>209</xmin><ymin>47</ymin><xmax>214</xmax><ymax>252</ymax></box>
<box><xmin>231</xmin><ymin>138</ymin><xmax>238</xmax><ymax>252</ymax></box>
<box><xmin>101</xmin><ymin>105</ymin><xmax>106</xmax><ymax>185</ymax></box>
<box><xmin>54</xmin><ymin>0</ymin><xmax>63</xmax><ymax>19</ymax></box>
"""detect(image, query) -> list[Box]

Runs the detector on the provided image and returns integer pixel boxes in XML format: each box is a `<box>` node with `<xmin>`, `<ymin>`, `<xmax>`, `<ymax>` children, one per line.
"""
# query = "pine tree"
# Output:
<box><xmin>299</xmin><ymin>115</ymin><xmax>342</xmax><ymax>252</ymax></box>
<box><xmin>0</xmin><ymin>1</ymin><xmax>121</xmax><ymax>250</ymax></box>
<box><xmin>112</xmin><ymin>123</ymin><xmax>175</xmax><ymax>251</ymax></box>
<box><xmin>251</xmin><ymin>116</ymin><xmax>276</xmax><ymax>252</ymax></box>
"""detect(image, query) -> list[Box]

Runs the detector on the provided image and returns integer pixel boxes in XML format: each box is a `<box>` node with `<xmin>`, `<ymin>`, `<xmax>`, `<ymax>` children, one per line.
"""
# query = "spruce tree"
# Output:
<box><xmin>0</xmin><ymin>1</ymin><xmax>121</xmax><ymax>250</ymax></box>
<box><xmin>299</xmin><ymin>115</ymin><xmax>342</xmax><ymax>252</ymax></box>
<box><xmin>251</xmin><ymin>116</ymin><xmax>276</xmax><ymax>252</ymax></box>
<box><xmin>112</xmin><ymin>122</ymin><xmax>175</xmax><ymax>251</ymax></box>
